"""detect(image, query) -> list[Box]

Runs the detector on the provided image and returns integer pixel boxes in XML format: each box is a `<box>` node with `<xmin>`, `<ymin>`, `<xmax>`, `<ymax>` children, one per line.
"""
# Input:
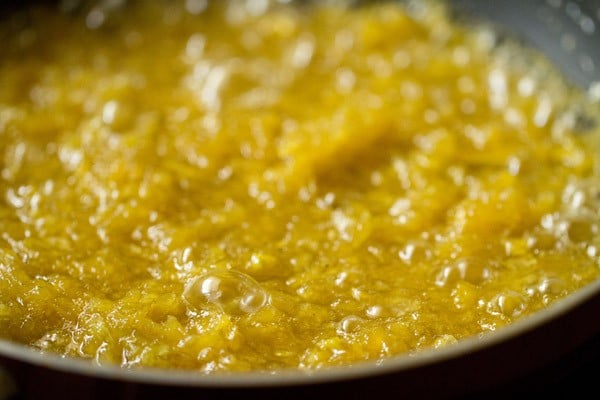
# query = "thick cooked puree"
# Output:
<box><xmin>0</xmin><ymin>0</ymin><xmax>599</xmax><ymax>372</ymax></box>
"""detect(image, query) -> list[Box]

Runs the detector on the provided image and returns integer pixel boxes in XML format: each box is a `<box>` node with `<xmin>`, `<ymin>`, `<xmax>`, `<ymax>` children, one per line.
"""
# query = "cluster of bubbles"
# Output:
<box><xmin>183</xmin><ymin>269</ymin><xmax>271</xmax><ymax>316</ymax></box>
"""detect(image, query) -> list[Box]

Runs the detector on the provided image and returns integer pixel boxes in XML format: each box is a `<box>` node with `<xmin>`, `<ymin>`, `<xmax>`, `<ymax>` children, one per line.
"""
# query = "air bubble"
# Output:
<box><xmin>246</xmin><ymin>0</ymin><xmax>269</xmax><ymax>16</ymax></box>
<box><xmin>289</xmin><ymin>35</ymin><xmax>315</xmax><ymax>69</ymax></box>
<box><xmin>533</xmin><ymin>97</ymin><xmax>553</xmax><ymax>127</ymax></box>
<box><xmin>433</xmin><ymin>334</ymin><xmax>457</xmax><ymax>348</ymax></box>
<box><xmin>537</xmin><ymin>277</ymin><xmax>567</xmax><ymax>295</ymax></box>
<box><xmin>185</xmin><ymin>34</ymin><xmax>206</xmax><ymax>61</ymax></box>
<box><xmin>579</xmin><ymin>15</ymin><xmax>595</xmax><ymax>35</ymax></box>
<box><xmin>101</xmin><ymin>100</ymin><xmax>134</xmax><ymax>131</ymax></box>
<box><xmin>562</xmin><ymin>178</ymin><xmax>600</xmax><ymax>212</ymax></box>
<box><xmin>452</xmin><ymin>46</ymin><xmax>470</xmax><ymax>66</ymax></box>
<box><xmin>365</xmin><ymin>305</ymin><xmax>383</xmax><ymax>318</ymax></box>
<box><xmin>487</xmin><ymin>291</ymin><xmax>527</xmax><ymax>317</ymax></box>
<box><xmin>541</xmin><ymin>213</ymin><xmax>556</xmax><ymax>230</ymax></box>
<box><xmin>589</xmin><ymin>81</ymin><xmax>600</xmax><ymax>102</ymax></box>
<box><xmin>335</xmin><ymin>68</ymin><xmax>356</xmax><ymax>93</ymax></box>
<box><xmin>399</xmin><ymin>243</ymin><xmax>416</xmax><ymax>262</ymax></box>
<box><xmin>86</xmin><ymin>8</ymin><xmax>105</xmax><ymax>29</ymax></box>
<box><xmin>507</xmin><ymin>156</ymin><xmax>521</xmax><ymax>176</ymax></box>
<box><xmin>504</xmin><ymin>107</ymin><xmax>526</xmax><ymax>128</ymax></box>
<box><xmin>389</xmin><ymin>198</ymin><xmax>411</xmax><ymax>218</ymax></box>
<box><xmin>475</xmin><ymin>29</ymin><xmax>498</xmax><ymax>51</ymax></box>
<box><xmin>435</xmin><ymin>259</ymin><xmax>491</xmax><ymax>287</ymax></box>
<box><xmin>488</xmin><ymin>69</ymin><xmax>507</xmax><ymax>109</ymax></box>
<box><xmin>337</xmin><ymin>315</ymin><xmax>363</xmax><ymax>335</ymax></box>
<box><xmin>334</xmin><ymin>271</ymin><xmax>348</xmax><ymax>286</ymax></box>
<box><xmin>587</xmin><ymin>245</ymin><xmax>597</xmax><ymax>257</ymax></box>
<box><xmin>185</xmin><ymin>0</ymin><xmax>208</xmax><ymax>15</ymax></box>
<box><xmin>330</xmin><ymin>208</ymin><xmax>371</xmax><ymax>244</ymax></box>
<box><xmin>517</xmin><ymin>77</ymin><xmax>535</xmax><ymax>97</ymax></box>
<box><xmin>183</xmin><ymin>270</ymin><xmax>270</xmax><ymax>315</ymax></box>
<box><xmin>399</xmin><ymin>241</ymin><xmax>430</xmax><ymax>264</ymax></box>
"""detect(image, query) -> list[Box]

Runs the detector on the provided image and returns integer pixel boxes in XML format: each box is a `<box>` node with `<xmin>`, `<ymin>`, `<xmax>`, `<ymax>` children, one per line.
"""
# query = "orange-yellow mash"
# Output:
<box><xmin>0</xmin><ymin>0</ymin><xmax>599</xmax><ymax>372</ymax></box>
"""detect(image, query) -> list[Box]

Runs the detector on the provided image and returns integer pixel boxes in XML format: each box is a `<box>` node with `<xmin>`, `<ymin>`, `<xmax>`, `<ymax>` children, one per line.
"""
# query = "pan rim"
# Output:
<box><xmin>1</xmin><ymin>277</ymin><xmax>599</xmax><ymax>388</ymax></box>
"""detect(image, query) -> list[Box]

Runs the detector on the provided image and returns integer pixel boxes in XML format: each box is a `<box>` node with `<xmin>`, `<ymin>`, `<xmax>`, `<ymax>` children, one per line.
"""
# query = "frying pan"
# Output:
<box><xmin>1</xmin><ymin>1</ymin><xmax>599</xmax><ymax>399</ymax></box>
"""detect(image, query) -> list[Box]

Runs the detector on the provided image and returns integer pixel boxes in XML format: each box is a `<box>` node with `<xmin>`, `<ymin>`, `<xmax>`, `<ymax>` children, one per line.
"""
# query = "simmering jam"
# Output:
<box><xmin>0</xmin><ymin>0</ymin><xmax>599</xmax><ymax>372</ymax></box>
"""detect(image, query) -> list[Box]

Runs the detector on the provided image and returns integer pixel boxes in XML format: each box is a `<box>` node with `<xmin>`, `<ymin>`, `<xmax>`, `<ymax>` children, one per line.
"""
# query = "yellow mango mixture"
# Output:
<box><xmin>1</xmin><ymin>0</ymin><xmax>599</xmax><ymax>372</ymax></box>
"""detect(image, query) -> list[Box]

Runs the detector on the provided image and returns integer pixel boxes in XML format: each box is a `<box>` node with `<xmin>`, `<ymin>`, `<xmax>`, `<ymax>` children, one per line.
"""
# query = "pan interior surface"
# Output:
<box><xmin>448</xmin><ymin>0</ymin><xmax>600</xmax><ymax>91</ymax></box>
